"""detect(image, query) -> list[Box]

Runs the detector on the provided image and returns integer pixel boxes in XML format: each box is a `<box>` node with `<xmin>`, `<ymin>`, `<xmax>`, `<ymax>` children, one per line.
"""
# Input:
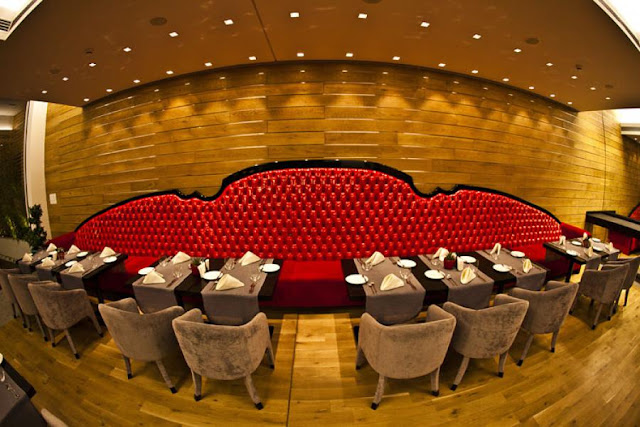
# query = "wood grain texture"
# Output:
<box><xmin>44</xmin><ymin>62</ymin><xmax>640</xmax><ymax>237</ymax></box>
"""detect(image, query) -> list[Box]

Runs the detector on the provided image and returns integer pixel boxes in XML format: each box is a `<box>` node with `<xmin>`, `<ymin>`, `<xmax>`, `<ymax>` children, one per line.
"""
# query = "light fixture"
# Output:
<box><xmin>300</xmin><ymin>69</ymin><xmax>305</xmax><ymax>73</ymax></box>
<box><xmin>502</xmin><ymin>77</ymin><xmax>509</xmax><ymax>82</ymax></box>
<box><xmin>89</xmin><ymin>62</ymin><xmax>96</xmax><ymax>67</ymax></box>
<box><xmin>358</xmin><ymin>13</ymin><xmax>368</xmax><ymax>19</ymax></box>
<box><xmin>514</xmin><ymin>48</ymin><xmax>522</xmax><ymax>53</ymax></box>
<box><xmin>392</xmin><ymin>56</ymin><xmax>400</xmax><ymax>61</ymax></box>
<box><xmin>169</xmin><ymin>31</ymin><xmax>179</xmax><ymax>37</ymax></box>
<box><xmin>258</xmin><ymin>71</ymin><xmax>264</xmax><ymax>75</ymax></box>
<box><xmin>83</xmin><ymin>98</ymin><xmax>90</xmax><ymax>102</ymax></box>
<box><xmin>106</xmin><ymin>88</ymin><xmax>113</xmax><ymax>93</ymax></box>
<box><xmin>297</xmin><ymin>52</ymin><xmax>304</xmax><ymax>57</ymax></box>
<box><xmin>550</xmin><ymin>93</ymin><xmax>556</xmax><ymax>97</ymax></box>
<box><xmin>342</xmin><ymin>69</ymin><xmax>348</xmax><ymax>73</ymax></box>
<box><xmin>472</xmin><ymin>34</ymin><xmax>482</xmax><ymax>39</ymax></box>
<box><xmin>420</xmin><ymin>21</ymin><xmax>430</xmax><ymax>28</ymax></box>
<box><xmin>154</xmin><ymin>88</ymin><xmax>159</xmax><ymax>92</ymax></box>
<box><xmin>123</xmin><ymin>47</ymin><xmax>132</xmax><ymax>52</ymax></box>
<box><xmin>438</xmin><ymin>63</ymin><xmax>446</xmax><ymax>67</ymax></box>
<box><xmin>290</xmin><ymin>12</ymin><xmax>299</xmax><ymax>18</ymax></box>
<box><xmin>546</xmin><ymin>62</ymin><xmax>553</xmax><ymax>66</ymax></box>
<box><xmin>62</xmin><ymin>77</ymin><xmax>69</xmax><ymax>81</ymax></box>
<box><xmin>346</xmin><ymin>52</ymin><xmax>354</xmax><ymax>57</ymax></box>
<box><xmin>571</xmin><ymin>75</ymin><xmax>578</xmax><ymax>79</ymax></box>
<box><xmin>483</xmin><ymin>87</ymin><xmax>488</xmax><ymax>90</ymax></box>
<box><xmin>166</xmin><ymin>70</ymin><xmax>173</xmax><ymax>75</ymax></box>
<box><xmin>204</xmin><ymin>62</ymin><xmax>212</xmax><ymax>67</ymax></box>
<box><xmin>568</xmin><ymin>101</ymin><xmax>573</xmax><ymax>105</ymax></box>
<box><xmin>249</xmin><ymin>56</ymin><xmax>257</xmax><ymax>61</ymax></box>
<box><xmin>382</xmin><ymin>71</ymin><xmax>388</xmax><ymax>75</ymax></box>
<box><xmin>528</xmin><ymin>86</ymin><xmax>535</xmax><ymax>90</ymax></box>
<box><xmin>453</xmin><ymin>80</ymin><xmax>459</xmax><ymax>84</ymax></box>
<box><xmin>220</xmin><ymin>76</ymin><xmax>226</xmax><ymax>79</ymax></box>
<box><xmin>471</xmin><ymin>69</ymin><xmax>479</xmax><ymax>74</ymax></box>
<box><xmin>606</xmin><ymin>96</ymin><xmax>611</xmax><ymax>100</ymax></box>
<box><xmin>224</xmin><ymin>19</ymin><xmax>234</xmax><ymax>25</ymax></box>
<box><xmin>41</xmin><ymin>90</ymin><xmax>47</xmax><ymax>94</ymax></box>
<box><xmin>590</xmin><ymin>86</ymin><xmax>596</xmax><ymax>90</ymax></box>
<box><xmin>133</xmin><ymin>79</ymin><xmax>140</xmax><ymax>83</ymax></box>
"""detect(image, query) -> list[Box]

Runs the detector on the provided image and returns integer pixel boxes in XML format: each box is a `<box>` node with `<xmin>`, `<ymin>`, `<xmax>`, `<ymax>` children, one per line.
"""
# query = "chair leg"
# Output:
<box><xmin>243</xmin><ymin>375</ymin><xmax>263</xmax><ymax>410</ymax></box>
<box><xmin>430</xmin><ymin>368</ymin><xmax>440</xmax><ymax>397</ymax></box>
<box><xmin>19</xmin><ymin>311</ymin><xmax>26</xmax><ymax>328</ymax></box>
<box><xmin>25</xmin><ymin>315</ymin><xmax>31</xmax><ymax>332</ymax></box>
<box><xmin>11</xmin><ymin>303</ymin><xmax>17</xmax><ymax>319</ymax></box>
<box><xmin>498</xmin><ymin>352</ymin><xmax>508</xmax><ymax>377</ymax></box>
<box><xmin>355</xmin><ymin>346</ymin><xmax>366</xmax><ymax>370</ymax></box>
<box><xmin>569</xmin><ymin>295</ymin><xmax>579</xmax><ymax>314</ymax></box>
<box><xmin>590</xmin><ymin>298</ymin><xmax>595</xmax><ymax>308</ymax></box>
<box><xmin>624</xmin><ymin>289</ymin><xmax>629</xmax><ymax>306</ymax></box>
<box><xmin>64</xmin><ymin>329</ymin><xmax>79</xmax><ymax>359</ymax></box>
<box><xmin>123</xmin><ymin>356</ymin><xmax>133</xmax><ymax>379</ymax></box>
<box><xmin>48</xmin><ymin>328</ymin><xmax>56</xmax><ymax>347</ymax></box>
<box><xmin>155</xmin><ymin>360</ymin><xmax>176</xmax><ymax>393</ymax></box>
<box><xmin>518</xmin><ymin>332</ymin><xmax>535</xmax><ymax>366</ymax></box>
<box><xmin>265</xmin><ymin>343</ymin><xmax>275</xmax><ymax>369</ymax></box>
<box><xmin>371</xmin><ymin>375</ymin><xmax>386</xmax><ymax>410</ymax></box>
<box><xmin>608</xmin><ymin>302</ymin><xmax>616</xmax><ymax>321</ymax></box>
<box><xmin>592</xmin><ymin>303</ymin><xmax>603</xmax><ymax>330</ymax></box>
<box><xmin>451</xmin><ymin>356</ymin><xmax>470</xmax><ymax>391</ymax></box>
<box><xmin>550</xmin><ymin>331</ymin><xmax>559</xmax><ymax>353</ymax></box>
<box><xmin>34</xmin><ymin>315</ymin><xmax>48</xmax><ymax>342</ymax></box>
<box><xmin>86</xmin><ymin>306</ymin><xmax>103</xmax><ymax>337</ymax></box>
<box><xmin>192</xmin><ymin>371</ymin><xmax>202</xmax><ymax>401</ymax></box>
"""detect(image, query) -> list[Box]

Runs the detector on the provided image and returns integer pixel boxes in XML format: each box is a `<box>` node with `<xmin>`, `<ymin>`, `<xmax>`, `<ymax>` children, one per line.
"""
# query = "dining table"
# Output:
<box><xmin>58</xmin><ymin>252</ymin><xmax>129</xmax><ymax>303</ymax></box>
<box><xmin>544</xmin><ymin>239</ymin><xmax>620</xmax><ymax>282</ymax></box>
<box><xmin>0</xmin><ymin>357</ymin><xmax>45</xmax><ymax>426</ymax></box>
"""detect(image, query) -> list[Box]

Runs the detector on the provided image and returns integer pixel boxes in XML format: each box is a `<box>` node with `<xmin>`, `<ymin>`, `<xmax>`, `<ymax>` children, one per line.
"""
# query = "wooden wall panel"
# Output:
<box><xmin>44</xmin><ymin>62</ymin><xmax>640</xmax><ymax>237</ymax></box>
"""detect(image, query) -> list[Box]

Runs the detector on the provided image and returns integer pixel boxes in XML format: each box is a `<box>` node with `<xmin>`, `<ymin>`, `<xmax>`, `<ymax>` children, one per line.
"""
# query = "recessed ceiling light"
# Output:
<box><xmin>89</xmin><ymin>62</ymin><xmax>96</xmax><ymax>67</ymax></box>
<box><xmin>83</xmin><ymin>98</ymin><xmax>89</xmax><ymax>102</ymax></box>
<box><xmin>382</xmin><ymin>71</ymin><xmax>388</xmax><ymax>75</ymax></box>
<box><xmin>300</xmin><ymin>69</ymin><xmax>305</xmax><ymax>73</ymax></box>
<box><xmin>590</xmin><ymin>86</ymin><xmax>596</xmax><ymax>90</ymax></box>
<box><xmin>471</xmin><ymin>69</ymin><xmax>479</xmax><ymax>74</ymax></box>
<box><xmin>123</xmin><ymin>47</ymin><xmax>132</xmax><ymax>52</ymax></box>
<box><xmin>358</xmin><ymin>13</ymin><xmax>368</xmax><ymax>19</ymax></box>
<box><xmin>106</xmin><ymin>88</ymin><xmax>113</xmax><ymax>93</ymax></box>
<box><xmin>483</xmin><ymin>87</ymin><xmax>488</xmax><ymax>90</ymax></box>
<box><xmin>346</xmin><ymin>52</ymin><xmax>354</xmax><ymax>57</ymax></box>
<box><xmin>204</xmin><ymin>62</ymin><xmax>212</xmax><ymax>67</ymax></box>
<box><xmin>472</xmin><ymin>34</ymin><xmax>482</xmax><ymax>39</ymax></box>
<box><xmin>438</xmin><ymin>63</ymin><xmax>446</xmax><ymax>67</ymax></box>
<box><xmin>224</xmin><ymin>19</ymin><xmax>234</xmax><ymax>25</ymax></box>
<box><xmin>220</xmin><ymin>76</ymin><xmax>226</xmax><ymax>79</ymax></box>
<box><xmin>62</xmin><ymin>77</ymin><xmax>69</xmax><ymax>81</ymax></box>
<box><xmin>258</xmin><ymin>71</ymin><xmax>264</xmax><ymax>75</ymax></box>
<box><xmin>508</xmin><ymin>93</ymin><xmax>514</xmax><ymax>96</ymax></box>
<box><xmin>133</xmin><ymin>79</ymin><xmax>140</xmax><ymax>83</ymax></box>
<box><xmin>550</xmin><ymin>93</ymin><xmax>556</xmax><ymax>97</ymax></box>
<box><xmin>571</xmin><ymin>75</ymin><xmax>578</xmax><ymax>79</ymax></box>
<box><xmin>606</xmin><ymin>96</ymin><xmax>611</xmax><ymax>100</ymax></box>
<box><xmin>169</xmin><ymin>31</ymin><xmax>178</xmax><ymax>37</ymax></box>
<box><xmin>567</xmin><ymin>101</ymin><xmax>573</xmax><ymax>105</ymax></box>
<box><xmin>290</xmin><ymin>12</ymin><xmax>299</xmax><ymax>18</ymax></box>
<box><xmin>453</xmin><ymin>80</ymin><xmax>459</xmax><ymax>84</ymax></box>
<box><xmin>546</xmin><ymin>62</ymin><xmax>553</xmax><ymax>66</ymax></box>
<box><xmin>420</xmin><ymin>21</ymin><xmax>430</xmax><ymax>28</ymax></box>
<box><xmin>41</xmin><ymin>90</ymin><xmax>47</xmax><ymax>94</ymax></box>
<box><xmin>514</xmin><ymin>48</ymin><xmax>522</xmax><ymax>53</ymax></box>
<box><xmin>249</xmin><ymin>56</ymin><xmax>257</xmax><ymax>61</ymax></box>
<box><xmin>342</xmin><ymin>69</ymin><xmax>348</xmax><ymax>73</ymax></box>
<box><xmin>502</xmin><ymin>77</ymin><xmax>509</xmax><ymax>82</ymax></box>
<box><xmin>166</xmin><ymin>70</ymin><xmax>173</xmax><ymax>75</ymax></box>
<box><xmin>528</xmin><ymin>86</ymin><xmax>535</xmax><ymax>90</ymax></box>
<box><xmin>297</xmin><ymin>52</ymin><xmax>304</xmax><ymax>57</ymax></box>
<box><xmin>154</xmin><ymin>88</ymin><xmax>159</xmax><ymax>92</ymax></box>
<box><xmin>392</xmin><ymin>56</ymin><xmax>400</xmax><ymax>61</ymax></box>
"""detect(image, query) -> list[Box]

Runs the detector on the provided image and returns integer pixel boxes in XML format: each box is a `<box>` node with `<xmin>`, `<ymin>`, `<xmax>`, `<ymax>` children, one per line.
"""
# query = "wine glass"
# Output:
<box><xmin>225</xmin><ymin>258</ymin><xmax>236</xmax><ymax>271</ymax></box>
<box><xmin>398</xmin><ymin>266</ymin><xmax>410</xmax><ymax>284</ymax></box>
<box><xmin>362</xmin><ymin>261</ymin><xmax>372</xmax><ymax>272</ymax></box>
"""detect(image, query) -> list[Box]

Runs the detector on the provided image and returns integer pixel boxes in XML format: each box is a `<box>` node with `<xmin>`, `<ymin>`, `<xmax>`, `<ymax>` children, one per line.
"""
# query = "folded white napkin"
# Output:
<box><xmin>433</xmin><ymin>248</ymin><xmax>450</xmax><ymax>262</ymax></box>
<box><xmin>583</xmin><ymin>232</ymin><xmax>589</xmax><ymax>240</ymax></box>
<box><xmin>51</xmin><ymin>252</ymin><xmax>58</xmax><ymax>261</ymax></box>
<box><xmin>40</xmin><ymin>258</ymin><xmax>55</xmax><ymax>268</ymax></box>
<box><xmin>68</xmin><ymin>262</ymin><xmax>85</xmax><ymax>274</ymax></box>
<box><xmin>365</xmin><ymin>251</ymin><xmax>385</xmax><ymax>266</ymax></box>
<box><xmin>216</xmin><ymin>274</ymin><xmax>244</xmax><ymax>290</ymax></box>
<box><xmin>460</xmin><ymin>266</ymin><xmax>476</xmax><ymax>285</ymax></box>
<box><xmin>171</xmin><ymin>251</ymin><xmax>191</xmax><ymax>264</ymax></box>
<box><xmin>457</xmin><ymin>256</ymin><xmax>465</xmax><ymax>271</ymax></box>
<box><xmin>490</xmin><ymin>243</ymin><xmax>502</xmax><ymax>256</ymax></box>
<box><xmin>380</xmin><ymin>273</ymin><xmax>404</xmax><ymax>291</ymax></box>
<box><xmin>559</xmin><ymin>235</ymin><xmax>566</xmax><ymax>245</ymax></box>
<box><xmin>523</xmin><ymin>259</ymin><xmax>533</xmax><ymax>273</ymax></box>
<box><xmin>197</xmin><ymin>262</ymin><xmax>207</xmax><ymax>277</ymax></box>
<box><xmin>68</xmin><ymin>244</ymin><xmax>81</xmax><ymax>254</ymax></box>
<box><xmin>22</xmin><ymin>253</ymin><xmax>33</xmax><ymax>262</ymax></box>
<box><xmin>46</xmin><ymin>243</ymin><xmax>57</xmax><ymax>252</ymax></box>
<box><xmin>586</xmin><ymin>246</ymin><xmax>594</xmax><ymax>257</ymax></box>
<box><xmin>239</xmin><ymin>251</ymin><xmax>261</xmax><ymax>266</ymax></box>
<box><xmin>608</xmin><ymin>242</ymin><xmax>615</xmax><ymax>252</ymax></box>
<box><xmin>143</xmin><ymin>270</ymin><xmax>166</xmax><ymax>284</ymax></box>
<box><xmin>100</xmin><ymin>247</ymin><xmax>116</xmax><ymax>258</ymax></box>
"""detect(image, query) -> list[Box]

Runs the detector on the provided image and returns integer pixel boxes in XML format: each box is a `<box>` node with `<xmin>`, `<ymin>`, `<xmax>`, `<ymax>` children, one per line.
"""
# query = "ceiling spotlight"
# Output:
<box><xmin>550</xmin><ymin>93</ymin><xmax>556</xmax><ymax>97</ymax></box>
<box><xmin>169</xmin><ymin>31</ymin><xmax>179</xmax><ymax>37</ymax></box>
<box><xmin>123</xmin><ymin>47</ymin><xmax>132</xmax><ymax>52</ymax></box>
<box><xmin>358</xmin><ymin>13</ymin><xmax>368</xmax><ymax>19</ymax></box>
<box><xmin>382</xmin><ymin>71</ymin><xmax>388</xmax><ymax>75</ymax></box>
<box><xmin>567</xmin><ymin>101</ymin><xmax>573</xmax><ymax>105</ymax></box>
<box><xmin>41</xmin><ymin>90</ymin><xmax>47</xmax><ymax>94</ymax></box>
<box><xmin>106</xmin><ymin>88</ymin><xmax>113</xmax><ymax>93</ymax></box>
<box><xmin>258</xmin><ymin>71</ymin><xmax>264</xmax><ymax>75</ymax></box>
<box><xmin>471</xmin><ymin>69</ymin><xmax>479</xmax><ymax>74</ymax></box>
<box><xmin>83</xmin><ymin>98</ymin><xmax>90</xmax><ymax>102</ymax></box>
<box><xmin>392</xmin><ymin>56</ymin><xmax>400</xmax><ymax>61</ymax></box>
<box><xmin>297</xmin><ymin>52</ymin><xmax>304</xmax><ymax>57</ymax></box>
<box><xmin>472</xmin><ymin>34</ymin><xmax>482</xmax><ymax>39</ymax></box>
<box><xmin>420</xmin><ymin>21</ymin><xmax>430</xmax><ymax>28</ymax></box>
<box><xmin>546</xmin><ymin>62</ymin><xmax>553</xmax><ymax>66</ymax></box>
<box><xmin>166</xmin><ymin>70</ymin><xmax>173</xmax><ymax>75</ymax></box>
<box><xmin>89</xmin><ymin>62</ymin><xmax>97</xmax><ymax>67</ymax></box>
<box><xmin>62</xmin><ymin>77</ymin><xmax>69</xmax><ymax>81</ymax></box>
<box><xmin>133</xmin><ymin>79</ymin><xmax>140</xmax><ymax>83</ymax></box>
<box><xmin>249</xmin><ymin>56</ymin><xmax>257</xmax><ymax>61</ymax></box>
<box><xmin>342</xmin><ymin>69</ymin><xmax>348</xmax><ymax>73</ymax></box>
<box><xmin>219</xmin><ymin>76</ymin><xmax>226</xmax><ymax>79</ymax></box>
<box><xmin>290</xmin><ymin>12</ymin><xmax>299</xmax><ymax>18</ymax></box>
<box><xmin>571</xmin><ymin>75</ymin><xmax>578</xmax><ymax>79</ymax></box>
<box><xmin>224</xmin><ymin>19</ymin><xmax>234</xmax><ymax>25</ymax></box>
<box><xmin>605</xmin><ymin>96</ymin><xmax>611</xmax><ymax>100</ymax></box>
<box><xmin>453</xmin><ymin>80</ymin><xmax>459</xmax><ymax>84</ymax></box>
<box><xmin>502</xmin><ymin>77</ymin><xmax>509</xmax><ymax>82</ymax></box>
<box><xmin>514</xmin><ymin>48</ymin><xmax>522</xmax><ymax>53</ymax></box>
<box><xmin>154</xmin><ymin>88</ymin><xmax>159</xmax><ymax>92</ymax></box>
<box><xmin>346</xmin><ymin>52</ymin><xmax>354</xmax><ymax>57</ymax></box>
<box><xmin>528</xmin><ymin>86</ymin><xmax>535</xmax><ymax>90</ymax></box>
<box><xmin>204</xmin><ymin>62</ymin><xmax>212</xmax><ymax>67</ymax></box>
<box><xmin>300</xmin><ymin>69</ymin><xmax>305</xmax><ymax>73</ymax></box>
<box><xmin>438</xmin><ymin>63</ymin><xmax>446</xmax><ymax>67</ymax></box>
<box><xmin>590</xmin><ymin>86</ymin><xmax>596</xmax><ymax>90</ymax></box>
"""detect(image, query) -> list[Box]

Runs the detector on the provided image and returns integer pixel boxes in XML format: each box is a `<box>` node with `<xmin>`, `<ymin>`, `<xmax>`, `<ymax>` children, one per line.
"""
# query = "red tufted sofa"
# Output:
<box><xmin>48</xmin><ymin>160</ymin><xmax>587</xmax><ymax>307</ymax></box>
<box><xmin>608</xmin><ymin>204</ymin><xmax>640</xmax><ymax>254</ymax></box>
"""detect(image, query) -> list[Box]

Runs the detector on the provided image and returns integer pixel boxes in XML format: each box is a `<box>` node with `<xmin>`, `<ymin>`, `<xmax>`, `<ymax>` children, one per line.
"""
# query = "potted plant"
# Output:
<box><xmin>443</xmin><ymin>252</ymin><xmax>457</xmax><ymax>270</ymax></box>
<box><xmin>19</xmin><ymin>204</ymin><xmax>47</xmax><ymax>252</ymax></box>
<box><xmin>190</xmin><ymin>257</ymin><xmax>203</xmax><ymax>276</ymax></box>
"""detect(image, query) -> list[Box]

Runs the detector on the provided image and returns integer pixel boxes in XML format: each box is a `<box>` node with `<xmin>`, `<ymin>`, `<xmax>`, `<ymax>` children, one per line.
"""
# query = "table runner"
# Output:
<box><xmin>352</xmin><ymin>257</ymin><xmax>425</xmax><ymax>325</ymax></box>
<box><xmin>476</xmin><ymin>249</ymin><xmax>547</xmax><ymax>291</ymax></box>
<box><xmin>132</xmin><ymin>258</ymin><xmax>192</xmax><ymax>313</ymax></box>
<box><xmin>418</xmin><ymin>255</ymin><xmax>493</xmax><ymax>309</ymax></box>
<box><xmin>201</xmin><ymin>258</ymin><xmax>274</xmax><ymax>325</ymax></box>
<box><xmin>35</xmin><ymin>253</ymin><xmax>78</xmax><ymax>281</ymax></box>
<box><xmin>547</xmin><ymin>241</ymin><xmax>619</xmax><ymax>269</ymax></box>
<box><xmin>17</xmin><ymin>250</ymin><xmax>51</xmax><ymax>274</ymax></box>
<box><xmin>0</xmin><ymin>363</ymin><xmax>45</xmax><ymax>426</ymax></box>
<box><xmin>59</xmin><ymin>253</ymin><xmax>116</xmax><ymax>290</ymax></box>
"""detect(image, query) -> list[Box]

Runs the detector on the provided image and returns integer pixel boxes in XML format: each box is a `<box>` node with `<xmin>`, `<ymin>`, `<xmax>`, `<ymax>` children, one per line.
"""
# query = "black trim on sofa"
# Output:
<box><xmin>75</xmin><ymin>159</ymin><xmax>561</xmax><ymax>231</ymax></box>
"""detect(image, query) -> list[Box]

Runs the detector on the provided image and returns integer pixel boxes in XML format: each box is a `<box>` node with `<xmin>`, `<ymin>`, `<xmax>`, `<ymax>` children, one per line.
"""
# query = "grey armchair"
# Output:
<box><xmin>98</xmin><ymin>298</ymin><xmax>184</xmax><ymax>393</ymax></box>
<box><xmin>0</xmin><ymin>268</ymin><xmax>23</xmax><ymax>325</ymax></box>
<box><xmin>28</xmin><ymin>281</ymin><xmax>102</xmax><ymax>358</ymax></box>
<box><xmin>8</xmin><ymin>273</ymin><xmax>47</xmax><ymax>341</ymax></box>
<box><xmin>509</xmin><ymin>281</ymin><xmax>578</xmax><ymax>365</ymax></box>
<box><xmin>172</xmin><ymin>309</ymin><xmax>274</xmax><ymax>409</ymax></box>
<box><xmin>443</xmin><ymin>294</ymin><xmax>529</xmax><ymax>390</ymax></box>
<box><xmin>602</xmin><ymin>257</ymin><xmax>640</xmax><ymax>308</ymax></box>
<box><xmin>571</xmin><ymin>264</ymin><xmax>628</xmax><ymax>329</ymax></box>
<box><xmin>355</xmin><ymin>306</ymin><xmax>456</xmax><ymax>409</ymax></box>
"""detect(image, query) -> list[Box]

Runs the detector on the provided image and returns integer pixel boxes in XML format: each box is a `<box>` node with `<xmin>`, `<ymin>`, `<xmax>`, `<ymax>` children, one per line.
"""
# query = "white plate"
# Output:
<box><xmin>566</xmin><ymin>250</ymin><xmax>578</xmax><ymax>256</ymax></box>
<box><xmin>397</xmin><ymin>259</ymin><xmax>417</xmax><ymax>268</ymax></box>
<box><xmin>345</xmin><ymin>274</ymin><xmax>368</xmax><ymax>285</ymax></box>
<box><xmin>459</xmin><ymin>256</ymin><xmax>477</xmax><ymax>264</ymax></box>
<box><xmin>425</xmin><ymin>270</ymin><xmax>445</xmax><ymax>280</ymax></box>
<box><xmin>65</xmin><ymin>260</ymin><xmax>78</xmax><ymax>267</ymax></box>
<box><xmin>592</xmin><ymin>238</ymin><xmax>601</xmax><ymax>243</ymax></box>
<box><xmin>571</xmin><ymin>241</ymin><xmax>582</xmax><ymax>246</ymax></box>
<box><xmin>493</xmin><ymin>264</ymin><xmax>512</xmax><ymax>273</ymax></box>
<box><xmin>138</xmin><ymin>267</ymin><xmax>154</xmax><ymax>275</ymax></box>
<box><xmin>76</xmin><ymin>251</ymin><xmax>89</xmax><ymax>257</ymax></box>
<box><xmin>260</xmin><ymin>263</ymin><xmax>281</xmax><ymax>273</ymax></box>
<box><xmin>593</xmin><ymin>245</ymin><xmax>604</xmax><ymax>252</ymax></box>
<box><xmin>203</xmin><ymin>270</ymin><xmax>223</xmax><ymax>281</ymax></box>
<box><xmin>104</xmin><ymin>256</ymin><xmax>118</xmax><ymax>263</ymax></box>
<box><xmin>510</xmin><ymin>251</ymin><xmax>525</xmax><ymax>258</ymax></box>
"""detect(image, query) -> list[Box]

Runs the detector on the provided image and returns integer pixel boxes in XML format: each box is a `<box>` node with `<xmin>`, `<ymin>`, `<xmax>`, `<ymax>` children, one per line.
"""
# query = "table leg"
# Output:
<box><xmin>564</xmin><ymin>260</ymin><xmax>575</xmax><ymax>282</ymax></box>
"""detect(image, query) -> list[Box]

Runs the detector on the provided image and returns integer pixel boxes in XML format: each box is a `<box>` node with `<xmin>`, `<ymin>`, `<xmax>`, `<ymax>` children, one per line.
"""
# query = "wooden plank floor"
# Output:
<box><xmin>1</xmin><ymin>279</ymin><xmax>639</xmax><ymax>426</ymax></box>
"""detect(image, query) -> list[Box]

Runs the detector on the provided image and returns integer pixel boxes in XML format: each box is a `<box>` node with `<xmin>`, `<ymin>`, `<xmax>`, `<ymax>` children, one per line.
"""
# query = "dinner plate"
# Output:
<box><xmin>138</xmin><ymin>267</ymin><xmax>154</xmax><ymax>275</ymax></box>
<box><xmin>425</xmin><ymin>270</ymin><xmax>445</xmax><ymax>280</ymax></box>
<box><xmin>592</xmin><ymin>238</ymin><xmax>601</xmax><ymax>243</ymax></box>
<box><xmin>76</xmin><ymin>251</ymin><xmax>89</xmax><ymax>258</ymax></box>
<box><xmin>459</xmin><ymin>256</ymin><xmax>477</xmax><ymax>264</ymax></box>
<box><xmin>593</xmin><ymin>245</ymin><xmax>604</xmax><ymax>252</ymax></box>
<box><xmin>510</xmin><ymin>251</ymin><xmax>525</xmax><ymax>258</ymax></box>
<box><xmin>203</xmin><ymin>270</ymin><xmax>223</xmax><ymax>281</ymax></box>
<box><xmin>104</xmin><ymin>256</ymin><xmax>118</xmax><ymax>263</ymax></box>
<box><xmin>493</xmin><ymin>264</ymin><xmax>512</xmax><ymax>273</ymax></box>
<box><xmin>571</xmin><ymin>241</ymin><xmax>582</xmax><ymax>246</ymax></box>
<box><xmin>260</xmin><ymin>263</ymin><xmax>281</xmax><ymax>273</ymax></box>
<box><xmin>566</xmin><ymin>250</ymin><xmax>578</xmax><ymax>256</ymax></box>
<box><xmin>65</xmin><ymin>260</ymin><xmax>78</xmax><ymax>267</ymax></box>
<box><xmin>397</xmin><ymin>259</ymin><xmax>417</xmax><ymax>268</ymax></box>
<box><xmin>345</xmin><ymin>274</ymin><xmax>368</xmax><ymax>285</ymax></box>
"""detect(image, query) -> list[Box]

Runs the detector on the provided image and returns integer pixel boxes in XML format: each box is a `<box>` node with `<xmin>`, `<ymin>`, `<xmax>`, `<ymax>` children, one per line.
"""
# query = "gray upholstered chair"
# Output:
<box><xmin>355</xmin><ymin>305</ymin><xmax>456</xmax><ymax>409</ymax></box>
<box><xmin>0</xmin><ymin>268</ymin><xmax>23</xmax><ymax>325</ymax></box>
<box><xmin>41</xmin><ymin>408</ymin><xmax>68</xmax><ymax>427</ymax></box>
<box><xmin>98</xmin><ymin>298</ymin><xmax>184</xmax><ymax>393</ymax></box>
<box><xmin>28</xmin><ymin>281</ymin><xmax>102</xmax><ymax>358</ymax></box>
<box><xmin>571</xmin><ymin>264</ymin><xmax>628</xmax><ymax>329</ymax></box>
<box><xmin>443</xmin><ymin>294</ymin><xmax>529</xmax><ymax>390</ymax></box>
<box><xmin>172</xmin><ymin>309</ymin><xmax>274</xmax><ymax>409</ymax></box>
<box><xmin>509</xmin><ymin>281</ymin><xmax>578</xmax><ymax>365</ymax></box>
<box><xmin>602</xmin><ymin>257</ymin><xmax>640</xmax><ymax>308</ymax></box>
<box><xmin>8</xmin><ymin>273</ymin><xmax>48</xmax><ymax>341</ymax></box>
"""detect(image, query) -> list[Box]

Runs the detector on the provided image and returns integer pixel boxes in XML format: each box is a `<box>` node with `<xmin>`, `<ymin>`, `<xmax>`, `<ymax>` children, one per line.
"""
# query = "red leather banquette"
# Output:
<box><xmin>49</xmin><ymin>161</ymin><xmax>586</xmax><ymax>306</ymax></box>
<box><xmin>609</xmin><ymin>204</ymin><xmax>640</xmax><ymax>254</ymax></box>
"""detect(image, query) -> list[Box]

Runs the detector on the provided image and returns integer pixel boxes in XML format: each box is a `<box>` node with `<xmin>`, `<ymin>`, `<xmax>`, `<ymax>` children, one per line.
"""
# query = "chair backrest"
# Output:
<box><xmin>0</xmin><ymin>268</ymin><xmax>20</xmax><ymax>304</ymax></box>
<box><xmin>358</xmin><ymin>305</ymin><xmax>456</xmax><ymax>379</ymax></box>
<box><xmin>98</xmin><ymin>298</ymin><xmax>184</xmax><ymax>362</ymax></box>
<box><xmin>7</xmin><ymin>273</ymin><xmax>39</xmax><ymax>315</ymax></box>
<box><xmin>509</xmin><ymin>281</ymin><xmax>578</xmax><ymax>334</ymax></box>
<box><xmin>172</xmin><ymin>309</ymin><xmax>270</xmax><ymax>381</ymax></box>
<box><xmin>443</xmin><ymin>294</ymin><xmax>529</xmax><ymax>359</ymax></box>
<box><xmin>28</xmin><ymin>281</ymin><xmax>90</xmax><ymax>330</ymax></box>
<box><xmin>582</xmin><ymin>264</ymin><xmax>629</xmax><ymax>304</ymax></box>
<box><xmin>604</xmin><ymin>257</ymin><xmax>640</xmax><ymax>291</ymax></box>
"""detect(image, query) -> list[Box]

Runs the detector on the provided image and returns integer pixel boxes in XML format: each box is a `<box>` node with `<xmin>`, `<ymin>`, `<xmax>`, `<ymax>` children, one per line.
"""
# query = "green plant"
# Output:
<box><xmin>191</xmin><ymin>257</ymin><xmax>203</xmax><ymax>266</ymax></box>
<box><xmin>444</xmin><ymin>252</ymin><xmax>456</xmax><ymax>261</ymax></box>
<box><xmin>21</xmin><ymin>204</ymin><xmax>48</xmax><ymax>251</ymax></box>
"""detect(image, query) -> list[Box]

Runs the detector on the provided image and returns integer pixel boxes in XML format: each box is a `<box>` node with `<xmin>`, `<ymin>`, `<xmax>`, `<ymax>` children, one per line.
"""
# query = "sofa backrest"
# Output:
<box><xmin>73</xmin><ymin>161</ymin><xmax>562</xmax><ymax>260</ymax></box>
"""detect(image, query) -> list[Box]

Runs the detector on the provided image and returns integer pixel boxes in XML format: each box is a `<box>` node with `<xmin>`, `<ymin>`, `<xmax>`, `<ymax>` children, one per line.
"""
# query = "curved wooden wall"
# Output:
<box><xmin>44</xmin><ymin>62</ymin><xmax>640</xmax><ymax>237</ymax></box>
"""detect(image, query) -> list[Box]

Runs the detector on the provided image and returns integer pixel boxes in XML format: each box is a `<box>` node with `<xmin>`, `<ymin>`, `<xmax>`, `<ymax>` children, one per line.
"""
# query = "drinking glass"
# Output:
<box><xmin>399</xmin><ymin>267</ymin><xmax>410</xmax><ymax>284</ymax></box>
